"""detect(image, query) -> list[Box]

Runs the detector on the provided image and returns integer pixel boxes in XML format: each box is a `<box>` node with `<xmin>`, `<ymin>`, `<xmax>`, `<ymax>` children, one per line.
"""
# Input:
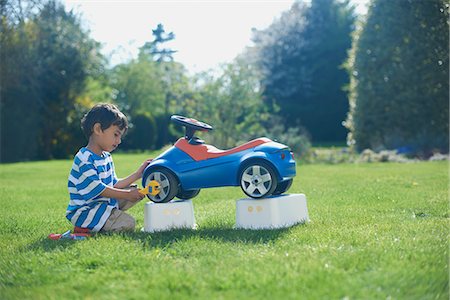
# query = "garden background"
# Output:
<box><xmin>1</xmin><ymin>0</ymin><xmax>448</xmax><ymax>162</ymax></box>
<box><xmin>0</xmin><ymin>0</ymin><xmax>449</xmax><ymax>299</ymax></box>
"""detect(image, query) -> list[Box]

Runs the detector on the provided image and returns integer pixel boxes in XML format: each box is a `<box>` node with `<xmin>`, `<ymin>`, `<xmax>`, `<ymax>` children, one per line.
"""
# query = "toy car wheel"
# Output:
<box><xmin>239</xmin><ymin>161</ymin><xmax>277</xmax><ymax>198</ymax></box>
<box><xmin>143</xmin><ymin>169</ymin><xmax>178</xmax><ymax>203</ymax></box>
<box><xmin>176</xmin><ymin>189</ymin><xmax>200</xmax><ymax>200</ymax></box>
<box><xmin>272</xmin><ymin>179</ymin><xmax>293</xmax><ymax>195</ymax></box>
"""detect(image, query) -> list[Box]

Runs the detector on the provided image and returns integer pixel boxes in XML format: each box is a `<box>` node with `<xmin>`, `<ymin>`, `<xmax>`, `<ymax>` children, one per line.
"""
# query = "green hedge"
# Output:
<box><xmin>345</xmin><ymin>0</ymin><xmax>449</xmax><ymax>157</ymax></box>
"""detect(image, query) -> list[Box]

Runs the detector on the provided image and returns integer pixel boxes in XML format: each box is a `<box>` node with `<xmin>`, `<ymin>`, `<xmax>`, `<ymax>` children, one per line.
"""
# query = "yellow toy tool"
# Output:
<box><xmin>139</xmin><ymin>180</ymin><xmax>161</xmax><ymax>196</ymax></box>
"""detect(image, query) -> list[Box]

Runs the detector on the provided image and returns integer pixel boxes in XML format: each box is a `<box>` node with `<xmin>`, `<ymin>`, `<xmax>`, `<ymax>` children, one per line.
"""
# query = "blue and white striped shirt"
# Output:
<box><xmin>66</xmin><ymin>147</ymin><xmax>119</xmax><ymax>232</ymax></box>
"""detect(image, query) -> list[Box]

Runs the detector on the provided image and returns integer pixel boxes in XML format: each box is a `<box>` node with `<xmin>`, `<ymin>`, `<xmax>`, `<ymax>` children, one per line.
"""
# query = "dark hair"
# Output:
<box><xmin>81</xmin><ymin>103</ymin><xmax>128</xmax><ymax>138</ymax></box>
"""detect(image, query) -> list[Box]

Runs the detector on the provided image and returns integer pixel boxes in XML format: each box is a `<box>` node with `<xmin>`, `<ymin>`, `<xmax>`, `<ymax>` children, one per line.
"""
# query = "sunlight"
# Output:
<box><xmin>63</xmin><ymin>0</ymin><xmax>369</xmax><ymax>73</ymax></box>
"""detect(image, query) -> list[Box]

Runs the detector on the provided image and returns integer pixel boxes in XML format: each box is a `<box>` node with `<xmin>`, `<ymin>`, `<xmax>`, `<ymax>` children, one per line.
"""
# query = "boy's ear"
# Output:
<box><xmin>93</xmin><ymin>123</ymin><xmax>103</xmax><ymax>135</ymax></box>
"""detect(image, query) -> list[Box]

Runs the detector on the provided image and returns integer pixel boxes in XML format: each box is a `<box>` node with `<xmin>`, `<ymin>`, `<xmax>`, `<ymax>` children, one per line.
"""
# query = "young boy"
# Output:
<box><xmin>66</xmin><ymin>103</ymin><xmax>151</xmax><ymax>232</ymax></box>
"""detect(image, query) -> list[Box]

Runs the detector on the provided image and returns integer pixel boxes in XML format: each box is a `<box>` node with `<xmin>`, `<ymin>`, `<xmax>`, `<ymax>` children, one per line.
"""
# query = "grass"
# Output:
<box><xmin>0</xmin><ymin>152</ymin><xmax>448</xmax><ymax>299</ymax></box>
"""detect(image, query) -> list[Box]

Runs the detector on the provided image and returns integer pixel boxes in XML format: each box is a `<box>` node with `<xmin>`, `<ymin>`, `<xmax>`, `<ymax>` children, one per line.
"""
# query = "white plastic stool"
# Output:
<box><xmin>235</xmin><ymin>194</ymin><xmax>309</xmax><ymax>230</ymax></box>
<box><xmin>143</xmin><ymin>200</ymin><xmax>196</xmax><ymax>232</ymax></box>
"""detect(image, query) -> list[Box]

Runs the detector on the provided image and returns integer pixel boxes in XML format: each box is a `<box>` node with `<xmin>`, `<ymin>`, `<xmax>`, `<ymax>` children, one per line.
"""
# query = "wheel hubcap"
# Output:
<box><xmin>241</xmin><ymin>165</ymin><xmax>273</xmax><ymax>197</ymax></box>
<box><xmin>145</xmin><ymin>172</ymin><xmax>170</xmax><ymax>202</ymax></box>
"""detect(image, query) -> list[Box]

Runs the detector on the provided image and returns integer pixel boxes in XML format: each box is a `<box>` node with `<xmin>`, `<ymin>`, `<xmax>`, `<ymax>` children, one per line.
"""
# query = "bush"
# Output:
<box><xmin>261</xmin><ymin>116</ymin><xmax>311</xmax><ymax>158</ymax></box>
<box><xmin>122</xmin><ymin>113</ymin><xmax>157</xmax><ymax>151</ymax></box>
<box><xmin>356</xmin><ymin>149</ymin><xmax>412</xmax><ymax>163</ymax></box>
<box><xmin>307</xmin><ymin>147</ymin><xmax>354</xmax><ymax>164</ymax></box>
<box><xmin>345</xmin><ymin>0</ymin><xmax>449</xmax><ymax>157</ymax></box>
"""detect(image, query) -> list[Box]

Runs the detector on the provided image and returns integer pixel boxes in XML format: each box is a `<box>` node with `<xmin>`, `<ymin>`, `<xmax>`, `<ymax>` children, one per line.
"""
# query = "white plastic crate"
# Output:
<box><xmin>235</xmin><ymin>194</ymin><xmax>309</xmax><ymax>230</ymax></box>
<box><xmin>143</xmin><ymin>200</ymin><xmax>196</xmax><ymax>232</ymax></box>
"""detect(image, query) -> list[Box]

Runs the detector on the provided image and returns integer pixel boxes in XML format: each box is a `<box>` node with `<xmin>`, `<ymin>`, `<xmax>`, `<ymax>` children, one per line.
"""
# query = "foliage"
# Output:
<box><xmin>0</xmin><ymin>5</ymin><xmax>40</xmax><ymax>162</ymax></box>
<box><xmin>110</xmin><ymin>57</ymin><xmax>165</xmax><ymax>116</ymax></box>
<box><xmin>155</xmin><ymin>61</ymin><xmax>192</xmax><ymax>148</ymax></box>
<box><xmin>0</xmin><ymin>156</ymin><xmax>448</xmax><ymax>299</ymax></box>
<box><xmin>187</xmin><ymin>57</ymin><xmax>270</xmax><ymax>149</ymax></box>
<box><xmin>307</xmin><ymin>147</ymin><xmax>413</xmax><ymax>164</ymax></box>
<box><xmin>110</xmin><ymin>48</ymin><xmax>191</xmax><ymax>149</ymax></box>
<box><xmin>121</xmin><ymin>113</ymin><xmax>157</xmax><ymax>151</ymax></box>
<box><xmin>134</xmin><ymin>23</ymin><xmax>182</xmax><ymax>148</ymax></box>
<box><xmin>0</xmin><ymin>0</ymin><xmax>104</xmax><ymax>162</ymax></box>
<box><xmin>306</xmin><ymin>147</ymin><xmax>450</xmax><ymax>164</ymax></box>
<box><xmin>77</xmin><ymin>75</ymin><xmax>114</xmax><ymax>105</ymax></box>
<box><xmin>345</xmin><ymin>0</ymin><xmax>449</xmax><ymax>157</ymax></box>
<box><xmin>140</xmin><ymin>23</ymin><xmax>177</xmax><ymax>62</ymax></box>
<box><xmin>262</xmin><ymin>116</ymin><xmax>311</xmax><ymax>157</ymax></box>
<box><xmin>2</xmin><ymin>0</ymin><xmax>447</xmax><ymax>164</ymax></box>
<box><xmin>252</xmin><ymin>0</ymin><xmax>355</xmax><ymax>143</ymax></box>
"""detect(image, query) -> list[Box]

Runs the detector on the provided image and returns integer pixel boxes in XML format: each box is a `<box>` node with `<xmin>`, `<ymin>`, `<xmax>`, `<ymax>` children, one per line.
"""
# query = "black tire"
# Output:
<box><xmin>143</xmin><ymin>168</ymin><xmax>179</xmax><ymax>203</ymax></box>
<box><xmin>272</xmin><ymin>179</ymin><xmax>293</xmax><ymax>195</ymax></box>
<box><xmin>176</xmin><ymin>189</ymin><xmax>200</xmax><ymax>200</ymax></box>
<box><xmin>239</xmin><ymin>160</ymin><xmax>277</xmax><ymax>198</ymax></box>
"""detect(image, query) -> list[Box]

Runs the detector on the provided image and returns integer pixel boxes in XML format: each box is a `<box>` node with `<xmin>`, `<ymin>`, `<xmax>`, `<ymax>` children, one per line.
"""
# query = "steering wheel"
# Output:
<box><xmin>171</xmin><ymin>115</ymin><xmax>213</xmax><ymax>140</ymax></box>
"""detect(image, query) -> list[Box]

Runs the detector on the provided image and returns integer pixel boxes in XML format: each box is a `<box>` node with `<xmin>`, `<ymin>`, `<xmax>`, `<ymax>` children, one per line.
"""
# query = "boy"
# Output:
<box><xmin>66</xmin><ymin>103</ymin><xmax>151</xmax><ymax>232</ymax></box>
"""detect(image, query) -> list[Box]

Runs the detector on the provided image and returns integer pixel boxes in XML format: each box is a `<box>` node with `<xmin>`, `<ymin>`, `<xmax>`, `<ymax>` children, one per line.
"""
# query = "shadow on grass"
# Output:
<box><xmin>25</xmin><ymin>223</ymin><xmax>306</xmax><ymax>252</ymax></box>
<box><xmin>25</xmin><ymin>237</ymin><xmax>79</xmax><ymax>252</ymax></box>
<box><xmin>125</xmin><ymin>226</ymin><xmax>293</xmax><ymax>249</ymax></box>
<box><xmin>113</xmin><ymin>221</ymin><xmax>309</xmax><ymax>250</ymax></box>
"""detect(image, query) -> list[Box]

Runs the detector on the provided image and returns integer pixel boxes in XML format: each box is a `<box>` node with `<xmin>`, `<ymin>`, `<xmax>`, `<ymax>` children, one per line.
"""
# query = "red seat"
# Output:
<box><xmin>174</xmin><ymin>137</ymin><xmax>272</xmax><ymax>161</ymax></box>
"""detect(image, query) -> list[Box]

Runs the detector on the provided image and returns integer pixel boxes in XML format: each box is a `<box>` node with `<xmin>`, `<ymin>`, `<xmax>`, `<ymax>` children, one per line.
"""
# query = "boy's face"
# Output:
<box><xmin>95</xmin><ymin>124</ymin><xmax>125</xmax><ymax>153</ymax></box>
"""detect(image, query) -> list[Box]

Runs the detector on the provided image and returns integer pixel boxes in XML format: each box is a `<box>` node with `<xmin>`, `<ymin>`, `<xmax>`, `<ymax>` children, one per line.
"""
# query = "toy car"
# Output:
<box><xmin>142</xmin><ymin>115</ymin><xmax>296</xmax><ymax>203</ymax></box>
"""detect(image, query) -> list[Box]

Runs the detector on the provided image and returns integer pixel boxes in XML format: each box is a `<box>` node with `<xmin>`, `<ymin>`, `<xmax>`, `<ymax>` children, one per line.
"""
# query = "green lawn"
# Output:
<box><xmin>0</xmin><ymin>153</ymin><xmax>448</xmax><ymax>299</ymax></box>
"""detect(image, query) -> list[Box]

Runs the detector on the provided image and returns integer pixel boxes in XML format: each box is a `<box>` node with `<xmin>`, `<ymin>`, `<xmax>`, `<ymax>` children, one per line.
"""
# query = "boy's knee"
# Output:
<box><xmin>117</xmin><ymin>213</ymin><xmax>135</xmax><ymax>231</ymax></box>
<box><xmin>124</xmin><ymin>214</ymin><xmax>136</xmax><ymax>231</ymax></box>
<box><xmin>102</xmin><ymin>210</ymin><xmax>136</xmax><ymax>232</ymax></box>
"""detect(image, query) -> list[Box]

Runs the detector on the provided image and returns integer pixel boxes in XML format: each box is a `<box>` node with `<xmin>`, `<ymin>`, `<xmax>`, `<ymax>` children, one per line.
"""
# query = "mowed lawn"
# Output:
<box><xmin>0</xmin><ymin>152</ymin><xmax>448</xmax><ymax>299</ymax></box>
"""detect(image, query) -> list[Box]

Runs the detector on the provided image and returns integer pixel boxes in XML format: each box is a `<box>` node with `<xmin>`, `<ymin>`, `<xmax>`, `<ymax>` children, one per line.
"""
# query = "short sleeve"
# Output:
<box><xmin>108</xmin><ymin>155</ymin><xmax>118</xmax><ymax>186</ymax></box>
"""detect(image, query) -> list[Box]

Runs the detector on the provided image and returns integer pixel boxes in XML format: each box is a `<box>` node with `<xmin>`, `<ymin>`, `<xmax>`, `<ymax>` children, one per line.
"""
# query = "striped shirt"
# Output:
<box><xmin>66</xmin><ymin>147</ymin><xmax>119</xmax><ymax>232</ymax></box>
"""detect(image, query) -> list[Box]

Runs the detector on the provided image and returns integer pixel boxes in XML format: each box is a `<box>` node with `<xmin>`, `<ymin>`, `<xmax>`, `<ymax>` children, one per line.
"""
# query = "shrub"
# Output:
<box><xmin>261</xmin><ymin>117</ymin><xmax>311</xmax><ymax>158</ymax></box>
<box><xmin>122</xmin><ymin>113</ymin><xmax>157</xmax><ymax>151</ymax></box>
<box><xmin>345</xmin><ymin>0</ymin><xmax>449</xmax><ymax>157</ymax></box>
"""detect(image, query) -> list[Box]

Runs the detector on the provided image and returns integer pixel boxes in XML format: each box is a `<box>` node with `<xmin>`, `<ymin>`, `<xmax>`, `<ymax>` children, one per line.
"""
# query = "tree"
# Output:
<box><xmin>252</xmin><ymin>2</ymin><xmax>309</xmax><ymax>126</ymax></box>
<box><xmin>1</xmin><ymin>0</ymin><xmax>103</xmax><ymax>161</ymax></box>
<box><xmin>140</xmin><ymin>23</ymin><xmax>177</xmax><ymax>63</ymax></box>
<box><xmin>345</xmin><ymin>0</ymin><xmax>449</xmax><ymax>156</ymax></box>
<box><xmin>110</xmin><ymin>33</ymin><xmax>190</xmax><ymax>149</ymax></box>
<box><xmin>1</xmin><ymin>0</ymin><xmax>43</xmax><ymax>161</ymax></box>
<box><xmin>137</xmin><ymin>23</ymin><xmax>184</xmax><ymax>146</ymax></box>
<box><xmin>187</xmin><ymin>57</ymin><xmax>270</xmax><ymax>149</ymax></box>
<box><xmin>111</xmin><ymin>58</ymin><xmax>165</xmax><ymax>117</ymax></box>
<box><xmin>252</xmin><ymin>0</ymin><xmax>355</xmax><ymax>143</ymax></box>
<box><xmin>122</xmin><ymin>112</ymin><xmax>157</xmax><ymax>151</ymax></box>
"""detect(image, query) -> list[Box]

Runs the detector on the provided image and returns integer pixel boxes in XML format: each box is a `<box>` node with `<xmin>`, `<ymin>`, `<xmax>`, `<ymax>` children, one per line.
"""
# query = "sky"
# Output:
<box><xmin>63</xmin><ymin>0</ymin><xmax>369</xmax><ymax>74</ymax></box>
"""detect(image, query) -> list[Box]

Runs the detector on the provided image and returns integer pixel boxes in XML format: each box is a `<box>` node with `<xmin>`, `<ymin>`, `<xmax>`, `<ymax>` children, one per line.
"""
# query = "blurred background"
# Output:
<box><xmin>1</xmin><ymin>0</ymin><xmax>448</xmax><ymax>163</ymax></box>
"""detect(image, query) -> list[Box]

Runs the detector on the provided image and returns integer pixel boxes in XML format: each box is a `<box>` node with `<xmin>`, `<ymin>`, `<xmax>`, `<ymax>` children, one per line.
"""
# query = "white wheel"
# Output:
<box><xmin>240</xmin><ymin>162</ymin><xmax>277</xmax><ymax>198</ymax></box>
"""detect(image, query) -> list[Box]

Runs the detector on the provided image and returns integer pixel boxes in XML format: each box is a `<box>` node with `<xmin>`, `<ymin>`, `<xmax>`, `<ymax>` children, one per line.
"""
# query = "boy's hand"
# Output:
<box><xmin>135</xmin><ymin>159</ymin><xmax>153</xmax><ymax>179</ymax></box>
<box><xmin>113</xmin><ymin>159</ymin><xmax>153</xmax><ymax>190</ymax></box>
<box><xmin>128</xmin><ymin>187</ymin><xmax>146</xmax><ymax>201</ymax></box>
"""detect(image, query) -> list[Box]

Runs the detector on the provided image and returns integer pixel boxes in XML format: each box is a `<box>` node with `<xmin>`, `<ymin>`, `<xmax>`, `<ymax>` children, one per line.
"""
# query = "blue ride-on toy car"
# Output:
<box><xmin>142</xmin><ymin>115</ymin><xmax>296</xmax><ymax>203</ymax></box>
